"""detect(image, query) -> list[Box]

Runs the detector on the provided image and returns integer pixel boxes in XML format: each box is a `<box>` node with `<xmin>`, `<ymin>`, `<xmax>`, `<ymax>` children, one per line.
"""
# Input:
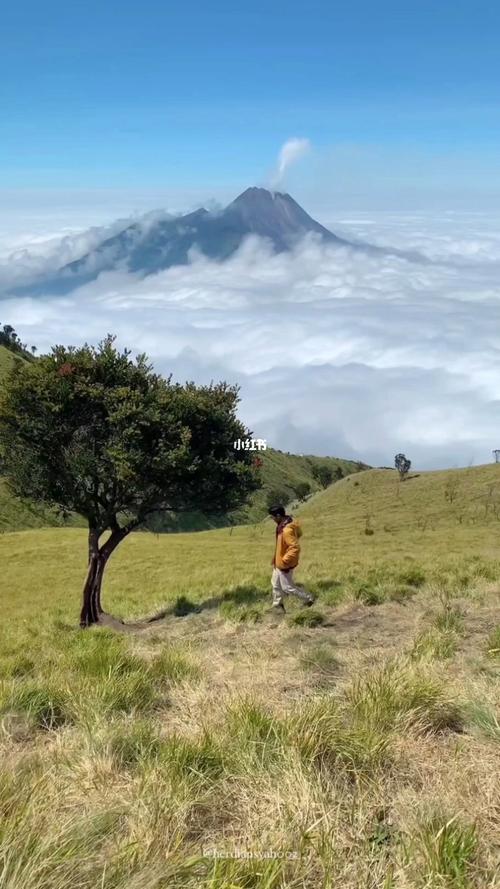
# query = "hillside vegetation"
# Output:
<box><xmin>1</xmin><ymin>464</ymin><xmax>499</xmax><ymax>887</ymax></box>
<box><xmin>0</xmin><ymin>344</ymin><xmax>23</xmax><ymax>378</ymax></box>
<box><xmin>151</xmin><ymin>448</ymin><xmax>364</xmax><ymax>531</ymax></box>
<box><xmin>0</xmin><ymin>345</ymin><xmax>364</xmax><ymax>531</ymax></box>
<box><xmin>0</xmin><ymin>442</ymin><xmax>362</xmax><ymax>532</ymax></box>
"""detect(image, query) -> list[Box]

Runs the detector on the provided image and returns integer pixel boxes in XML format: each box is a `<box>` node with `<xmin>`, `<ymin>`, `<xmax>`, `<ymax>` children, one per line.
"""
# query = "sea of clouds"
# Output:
<box><xmin>1</xmin><ymin>207</ymin><xmax>500</xmax><ymax>470</ymax></box>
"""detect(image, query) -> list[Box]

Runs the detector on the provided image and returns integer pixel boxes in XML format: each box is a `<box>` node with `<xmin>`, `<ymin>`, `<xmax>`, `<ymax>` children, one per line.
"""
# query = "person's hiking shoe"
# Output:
<box><xmin>302</xmin><ymin>597</ymin><xmax>315</xmax><ymax>607</ymax></box>
<box><xmin>270</xmin><ymin>602</ymin><xmax>286</xmax><ymax>615</ymax></box>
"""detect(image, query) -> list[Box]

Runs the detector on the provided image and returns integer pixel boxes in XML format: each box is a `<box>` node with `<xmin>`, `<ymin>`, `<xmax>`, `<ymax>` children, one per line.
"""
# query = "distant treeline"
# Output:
<box><xmin>0</xmin><ymin>324</ymin><xmax>36</xmax><ymax>359</ymax></box>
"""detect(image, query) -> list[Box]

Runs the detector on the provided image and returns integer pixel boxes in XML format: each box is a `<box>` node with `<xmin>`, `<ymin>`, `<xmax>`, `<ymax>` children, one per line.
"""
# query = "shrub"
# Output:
<box><xmin>312</xmin><ymin>465</ymin><xmax>334</xmax><ymax>488</ymax></box>
<box><xmin>266</xmin><ymin>488</ymin><xmax>290</xmax><ymax>510</ymax></box>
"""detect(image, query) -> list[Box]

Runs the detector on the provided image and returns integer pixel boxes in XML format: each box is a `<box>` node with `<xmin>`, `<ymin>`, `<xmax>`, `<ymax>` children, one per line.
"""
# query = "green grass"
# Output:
<box><xmin>1</xmin><ymin>465</ymin><xmax>500</xmax><ymax>886</ymax></box>
<box><xmin>289</xmin><ymin>608</ymin><xmax>325</xmax><ymax>627</ymax></box>
<box><xmin>408</xmin><ymin>814</ymin><xmax>478</xmax><ymax>888</ymax></box>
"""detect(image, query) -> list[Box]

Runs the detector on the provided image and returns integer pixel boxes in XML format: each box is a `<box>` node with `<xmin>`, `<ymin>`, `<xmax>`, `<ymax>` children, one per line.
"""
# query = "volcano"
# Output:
<box><xmin>15</xmin><ymin>188</ymin><xmax>353</xmax><ymax>295</ymax></box>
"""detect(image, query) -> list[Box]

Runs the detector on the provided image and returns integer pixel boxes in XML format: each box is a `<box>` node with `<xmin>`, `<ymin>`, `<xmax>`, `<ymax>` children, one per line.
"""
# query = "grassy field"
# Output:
<box><xmin>1</xmin><ymin>466</ymin><xmax>499</xmax><ymax>887</ymax></box>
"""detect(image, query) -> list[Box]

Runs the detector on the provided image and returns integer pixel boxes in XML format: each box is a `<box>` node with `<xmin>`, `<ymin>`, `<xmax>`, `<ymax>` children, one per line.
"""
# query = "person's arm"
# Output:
<box><xmin>281</xmin><ymin>526</ymin><xmax>300</xmax><ymax>569</ymax></box>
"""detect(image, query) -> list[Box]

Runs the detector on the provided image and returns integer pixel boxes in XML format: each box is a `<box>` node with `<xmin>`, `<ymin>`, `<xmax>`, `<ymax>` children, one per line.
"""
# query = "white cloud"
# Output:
<box><xmin>2</xmin><ymin>211</ymin><xmax>500</xmax><ymax>470</ymax></box>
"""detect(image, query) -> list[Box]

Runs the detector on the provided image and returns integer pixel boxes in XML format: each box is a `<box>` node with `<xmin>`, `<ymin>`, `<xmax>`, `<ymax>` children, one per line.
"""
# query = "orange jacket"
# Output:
<box><xmin>274</xmin><ymin>517</ymin><xmax>302</xmax><ymax>570</ymax></box>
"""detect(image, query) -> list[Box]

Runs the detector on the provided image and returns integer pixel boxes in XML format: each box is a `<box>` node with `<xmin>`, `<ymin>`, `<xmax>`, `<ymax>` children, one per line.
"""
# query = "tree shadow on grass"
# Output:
<box><xmin>144</xmin><ymin>583</ymin><xmax>269</xmax><ymax>623</ymax></box>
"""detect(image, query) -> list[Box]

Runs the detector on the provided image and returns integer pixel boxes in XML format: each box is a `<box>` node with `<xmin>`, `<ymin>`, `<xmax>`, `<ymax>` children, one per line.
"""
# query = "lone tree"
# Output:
<box><xmin>312</xmin><ymin>464</ymin><xmax>334</xmax><ymax>489</ymax></box>
<box><xmin>293</xmin><ymin>481</ymin><xmax>311</xmax><ymax>502</ymax></box>
<box><xmin>395</xmin><ymin>453</ymin><xmax>411</xmax><ymax>481</ymax></box>
<box><xmin>0</xmin><ymin>337</ymin><xmax>261</xmax><ymax>626</ymax></box>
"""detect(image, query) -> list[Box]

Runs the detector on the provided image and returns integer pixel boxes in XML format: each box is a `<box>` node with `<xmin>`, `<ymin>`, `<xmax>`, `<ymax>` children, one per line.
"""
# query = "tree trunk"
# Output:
<box><xmin>80</xmin><ymin>552</ymin><xmax>107</xmax><ymax>627</ymax></box>
<box><xmin>79</xmin><ymin>528</ymin><xmax>127</xmax><ymax>628</ymax></box>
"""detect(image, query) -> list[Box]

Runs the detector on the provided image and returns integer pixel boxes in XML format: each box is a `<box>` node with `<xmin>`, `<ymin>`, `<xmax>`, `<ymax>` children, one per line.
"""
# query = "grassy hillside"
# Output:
<box><xmin>152</xmin><ymin>448</ymin><xmax>365</xmax><ymax>531</ymax></box>
<box><xmin>0</xmin><ymin>464</ymin><xmax>499</xmax><ymax>886</ymax></box>
<box><xmin>0</xmin><ymin>343</ymin><xmax>23</xmax><ymax>378</ymax></box>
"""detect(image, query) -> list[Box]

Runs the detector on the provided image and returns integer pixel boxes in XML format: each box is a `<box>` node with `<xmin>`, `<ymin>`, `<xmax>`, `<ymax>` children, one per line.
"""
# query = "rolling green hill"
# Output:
<box><xmin>149</xmin><ymin>448</ymin><xmax>366</xmax><ymax>532</ymax></box>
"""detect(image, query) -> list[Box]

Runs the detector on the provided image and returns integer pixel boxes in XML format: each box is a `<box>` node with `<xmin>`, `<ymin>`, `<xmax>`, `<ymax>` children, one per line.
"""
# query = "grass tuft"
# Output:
<box><xmin>219</xmin><ymin>601</ymin><xmax>263</xmax><ymax>623</ymax></box>
<box><xmin>289</xmin><ymin>608</ymin><xmax>325</xmax><ymax>627</ymax></box>
<box><xmin>0</xmin><ymin>681</ymin><xmax>74</xmax><ymax>731</ymax></box>
<box><xmin>409</xmin><ymin>813</ymin><xmax>478</xmax><ymax>888</ymax></box>
<box><xmin>411</xmin><ymin>628</ymin><xmax>458</xmax><ymax>661</ymax></box>
<box><xmin>106</xmin><ymin>719</ymin><xmax>163</xmax><ymax>768</ymax></box>
<box><xmin>486</xmin><ymin>625</ymin><xmax>500</xmax><ymax>658</ymax></box>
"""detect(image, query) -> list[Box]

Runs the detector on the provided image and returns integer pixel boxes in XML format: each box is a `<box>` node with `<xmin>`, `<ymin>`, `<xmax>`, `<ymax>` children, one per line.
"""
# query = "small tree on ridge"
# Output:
<box><xmin>395</xmin><ymin>453</ymin><xmax>411</xmax><ymax>481</ymax></box>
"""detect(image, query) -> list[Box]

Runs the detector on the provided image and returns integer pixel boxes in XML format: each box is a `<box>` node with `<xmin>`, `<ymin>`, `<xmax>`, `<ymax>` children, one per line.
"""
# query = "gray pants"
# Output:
<box><xmin>272</xmin><ymin>568</ymin><xmax>312</xmax><ymax>606</ymax></box>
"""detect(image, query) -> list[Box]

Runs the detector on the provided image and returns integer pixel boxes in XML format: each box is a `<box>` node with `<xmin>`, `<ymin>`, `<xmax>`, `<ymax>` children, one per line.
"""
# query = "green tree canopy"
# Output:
<box><xmin>0</xmin><ymin>337</ymin><xmax>260</xmax><ymax>625</ymax></box>
<box><xmin>395</xmin><ymin>453</ymin><xmax>412</xmax><ymax>481</ymax></box>
<box><xmin>312</xmin><ymin>464</ymin><xmax>334</xmax><ymax>488</ymax></box>
<box><xmin>293</xmin><ymin>481</ymin><xmax>311</xmax><ymax>502</ymax></box>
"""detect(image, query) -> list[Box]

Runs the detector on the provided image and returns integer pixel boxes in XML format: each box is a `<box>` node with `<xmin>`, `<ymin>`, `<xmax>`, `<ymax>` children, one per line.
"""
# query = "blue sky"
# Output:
<box><xmin>1</xmin><ymin>0</ymin><xmax>500</xmax><ymax>208</ymax></box>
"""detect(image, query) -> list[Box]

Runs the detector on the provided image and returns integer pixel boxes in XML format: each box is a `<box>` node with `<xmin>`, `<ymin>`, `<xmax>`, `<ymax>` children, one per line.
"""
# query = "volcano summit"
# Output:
<box><xmin>12</xmin><ymin>188</ymin><xmax>355</xmax><ymax>296</ymax></box>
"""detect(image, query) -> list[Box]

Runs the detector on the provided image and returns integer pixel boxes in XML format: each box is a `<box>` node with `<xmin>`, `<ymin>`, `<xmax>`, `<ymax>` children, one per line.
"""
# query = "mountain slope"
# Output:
<box><xmin>150</xmin><ymin>449</ymin><xmax>365</xmax><ymax>532</ymax></box>
<box><xmin>13</xmin><ymin>188</ymin><xmax>352</xmax><ymax>295</ymax></box>
<box><xmin>297</xmin><ymin>463</ymin><xmax>500</xmax><ymax>561</ymax></box>
<box><xmin>0</xmin><ymin>344</ymin><xmax>28</xmax><ymax>378</ymax></box>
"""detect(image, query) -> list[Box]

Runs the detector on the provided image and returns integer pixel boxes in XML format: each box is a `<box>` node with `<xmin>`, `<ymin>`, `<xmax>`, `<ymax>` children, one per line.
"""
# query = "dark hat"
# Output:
<box><xmin>268</xmin><ymin>504</ymin><xmax>286</xmax><ymax>518</ymax></box>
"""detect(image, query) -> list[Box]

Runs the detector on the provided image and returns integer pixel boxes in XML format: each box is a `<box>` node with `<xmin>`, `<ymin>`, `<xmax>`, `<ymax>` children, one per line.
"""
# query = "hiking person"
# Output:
<box><xmin>268</xmin><ymin>504</ymin><xmax>314</xmax><ymax>612</ymax></box>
